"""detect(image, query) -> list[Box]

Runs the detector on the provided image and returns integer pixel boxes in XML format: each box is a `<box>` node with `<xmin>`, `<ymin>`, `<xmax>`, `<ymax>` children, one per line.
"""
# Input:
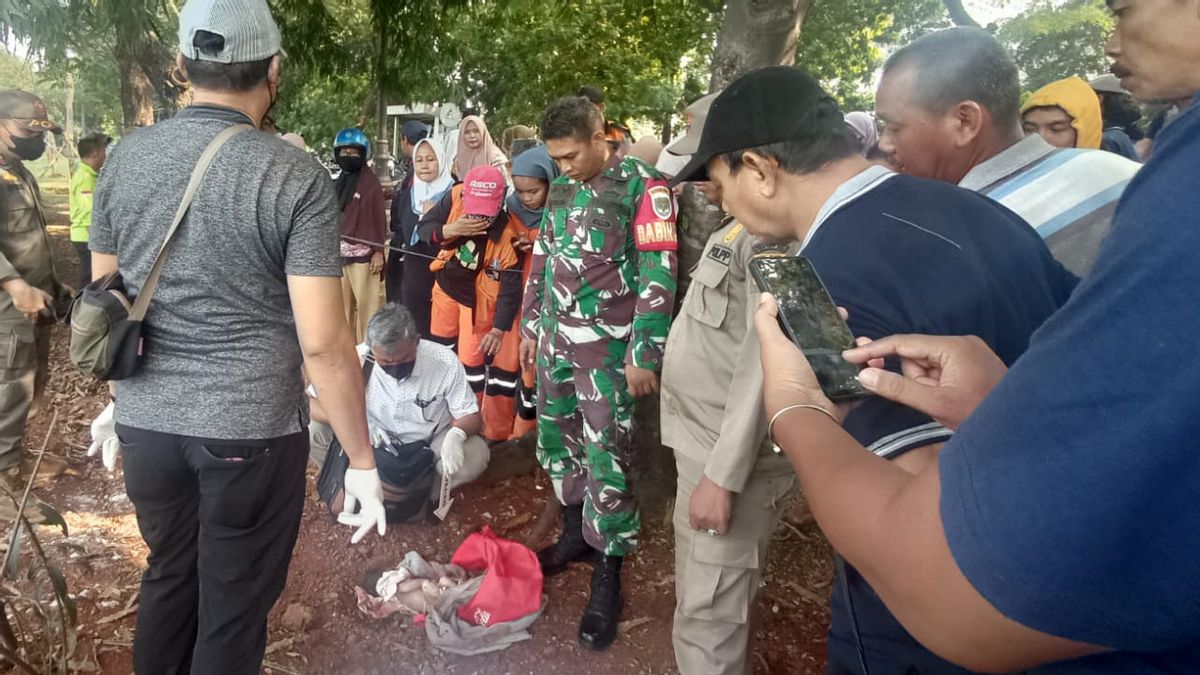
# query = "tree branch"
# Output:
<box><xmin>943</xmin><ymin>0</ymin><xmax>980</xmax><ymax>27</ymax></box>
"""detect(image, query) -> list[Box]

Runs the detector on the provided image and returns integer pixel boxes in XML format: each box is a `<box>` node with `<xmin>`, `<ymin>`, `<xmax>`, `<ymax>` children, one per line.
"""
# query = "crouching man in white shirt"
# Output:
<box><xmin>308</xmin><ymin>303</ymin><xmax>490</xmax><ymax>494</ymax></box>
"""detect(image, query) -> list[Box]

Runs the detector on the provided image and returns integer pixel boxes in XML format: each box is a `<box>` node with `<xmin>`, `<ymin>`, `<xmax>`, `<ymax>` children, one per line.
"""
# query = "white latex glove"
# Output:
<box><xmin>440</xmin><ymin>427</ymin><xmax>467</xmax><ymax>476</ymax></box>
<box><xmin>338</xmin><ymin>467</ymin><xmax>388</xmax><ymax>544</ymax></box>
<box><xmin>87</xmin><ymin>402</ymin><xmax>121</xmax><ymax>472</ymax></box>
<box><xmin>369</xmin><ymin>426</ymin><xmax>390</xmax><ymax>448</ymax></box>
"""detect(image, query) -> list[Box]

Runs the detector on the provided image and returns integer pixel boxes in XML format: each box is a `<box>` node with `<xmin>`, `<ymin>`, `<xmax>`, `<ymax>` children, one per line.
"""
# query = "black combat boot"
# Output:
<box><xmin>536</xmin><ymin>504</ymin><xmax>597</xmax><ymax>576</ymax></box>
<box><xmin>578</xmin><ymin>555</ymin><xmax>624</xmax><ymax>651</ymax></box>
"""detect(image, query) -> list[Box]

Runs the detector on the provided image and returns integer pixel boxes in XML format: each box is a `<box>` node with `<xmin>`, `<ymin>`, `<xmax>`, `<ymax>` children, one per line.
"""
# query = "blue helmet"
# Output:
<box><xmin>334</xmin><ymin>127</ymin><xmax>370</xmax><ymax>156</ymax></box>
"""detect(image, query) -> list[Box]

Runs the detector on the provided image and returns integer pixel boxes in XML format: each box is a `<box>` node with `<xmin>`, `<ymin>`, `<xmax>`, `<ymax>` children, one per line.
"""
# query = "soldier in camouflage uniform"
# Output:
<box><xmin>519</xmin><ymin>96</ymin><xmax>678</xmax><ymax>651</ymax></box>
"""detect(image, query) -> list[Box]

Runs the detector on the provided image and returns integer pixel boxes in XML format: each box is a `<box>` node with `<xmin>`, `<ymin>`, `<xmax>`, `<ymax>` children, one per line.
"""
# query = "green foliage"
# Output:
<box><xmin>6</xmin><ymin>0</ymin><xmax>175</xmax><ymax>129</ymax></box>
<box><xmin>445</xmin><ymin>0</ymin><xmax>720</xmax><ymax>131</ymax></box>
<box><xmin>271</xmin><ymin>0</ymin><xmax>718</xmax><ymax>146</ymax></box>
<box><xmin>998</xmin><ymin>0</ymin><xmax>1114</xmax><ymax>92</ymax></box>
<box><xmin>795</xmin><ymin>0</ymin><xmax>948</xmax><ymax>111</ymax></box>
<box><xmin>276</xmin><ymin>70</ymin><xmax>374</xmax><ymax>153</ymax></box>
<box><xmin>8</xmin><ymin>0</ymin><xmax>1114</xmax><ymax>150</ymax></box>
<box><xmin>0</xmin><ymin>48</ymin><xmax>37</xmax><ymax>91</ymax></box>
<box><xmin>415</xmin><ymin>0</ymin><xmax>705</xmax><ymax>132</ymax></box>
<box><xmin>270</xmin><ymin>0</ymin><xmax>465</xmax><ymax>154</ymax></box>
<box><xmin>270</xmin><ymin>0</ymin><xmax>370</xmax><ymax>147</ymax></box>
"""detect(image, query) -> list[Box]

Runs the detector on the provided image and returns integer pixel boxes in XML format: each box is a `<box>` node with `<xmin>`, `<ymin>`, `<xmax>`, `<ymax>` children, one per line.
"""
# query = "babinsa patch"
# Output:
<box><xmin>634</xmin><ymin>221</ymin><xmax>678</xmax><ymax>251</ymax></box>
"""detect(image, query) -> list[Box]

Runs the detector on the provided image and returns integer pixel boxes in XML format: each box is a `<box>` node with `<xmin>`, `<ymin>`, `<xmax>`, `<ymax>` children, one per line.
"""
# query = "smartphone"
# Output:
<box><xmin>749</xmin><ymin>255</ymin><xmax>870</xmax><ymax>402</ymax></box>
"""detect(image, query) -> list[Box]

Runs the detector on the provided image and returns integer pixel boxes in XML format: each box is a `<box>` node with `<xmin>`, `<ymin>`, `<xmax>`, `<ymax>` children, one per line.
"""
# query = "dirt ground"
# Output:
<box><xmin>15</xmin><ymin>189</ymin><xmax>835</xmax><ymax>674</ymax></box>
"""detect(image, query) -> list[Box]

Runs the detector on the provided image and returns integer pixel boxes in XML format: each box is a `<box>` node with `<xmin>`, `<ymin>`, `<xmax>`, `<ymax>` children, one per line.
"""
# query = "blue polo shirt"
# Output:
<box><xmin>803</xmin><ymin>167</ymin><xmax>1078</xmax><ymax>674</ymax></box>
<box><xmin>939</xmin><ymin>99</ymin><xmax>1200</xmax><ymax>673</ymax></box>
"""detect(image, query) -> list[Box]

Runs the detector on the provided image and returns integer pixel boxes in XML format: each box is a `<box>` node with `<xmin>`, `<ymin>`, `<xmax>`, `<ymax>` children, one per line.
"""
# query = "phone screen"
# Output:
<box><xmin>750</xmin><ymin>255</ymin><xmax>869</xmax><ymax>401</ymax></box>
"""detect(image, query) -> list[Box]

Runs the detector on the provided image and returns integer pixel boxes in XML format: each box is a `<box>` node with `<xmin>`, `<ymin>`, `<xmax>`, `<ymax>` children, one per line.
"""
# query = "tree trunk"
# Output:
<box><xmin>116</xmin><ymin>49</ymin><xmax>156</xmax><ymax>130</ymax></box>
<box><xmin>63</xmin><ymin>71</ymin><xmax>76</xmax><ymax>161</ymax></box>
<box><xmin>630</xmin><ymin>0</ymin><xmax>813</xmax><ymax>516</ymax></box>
<box><xmin>138</xmin><ymin>43</ymin><xmax>187</xmax><ymax>119</ymax></box>
<box><xmin>372</xmin><ymin>11</ymin><xmax>393</xmax><ymax>181</ymax></box>
<box><xmin>680</xmin><ymin>0</ymin><xmax>812</xmax><ymax>286</ymax></box>
<box><xmin>942</xmin><ymin>0</ymin><xmax>981</xmax><ymax>27</ymax></box>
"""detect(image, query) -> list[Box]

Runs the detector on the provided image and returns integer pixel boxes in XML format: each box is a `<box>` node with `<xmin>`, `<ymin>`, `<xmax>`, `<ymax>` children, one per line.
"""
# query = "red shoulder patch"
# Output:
<box><xmin>633</xmin><ymin>180</ymin><xmax>678</xmax><ymax>252</ymax></box>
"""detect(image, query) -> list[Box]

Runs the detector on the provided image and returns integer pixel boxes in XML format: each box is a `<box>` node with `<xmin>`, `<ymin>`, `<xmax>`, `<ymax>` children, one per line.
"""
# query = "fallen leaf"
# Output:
<box><xmin>96</xmin><ymin>603</ymin><xmax>138</xmax><ymax>624</ymax></box>
<box><xmin>265</xmin><ymin>635</ymin><xmax>299</xmax><ymax>655</ymax></box>
<box><xmin>617</xmin><ymin>616</ymin><xmax>652</xmax><ymax>634</ymax></box>
<box><xmin>280</xmin><ymin>603</ymin><xmax>313</xmax><ymax>631</ymax></box>
<box><xmin>501</xmin><ymin>512</ymin><xmax>533</xmax><ymax>530</ymax></box>
<box><xmin>781</xmin><ymin>580</ymin><xmax>825</xmax><ymax>607</ymax></box>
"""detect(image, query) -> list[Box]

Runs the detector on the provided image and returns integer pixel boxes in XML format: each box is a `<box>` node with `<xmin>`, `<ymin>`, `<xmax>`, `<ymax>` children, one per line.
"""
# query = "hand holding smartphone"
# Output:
<box><xmin>750</xmin><ymin>255</ymin><xmax>869</xmax><ymax>402</ymax></box>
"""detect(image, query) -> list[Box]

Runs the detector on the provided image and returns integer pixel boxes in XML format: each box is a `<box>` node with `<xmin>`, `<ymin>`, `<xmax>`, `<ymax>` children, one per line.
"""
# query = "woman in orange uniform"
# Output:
<box><xmin>417</xmin><ymin>165</ymin><xmax>527</xmax><ymax>441</ymax></box>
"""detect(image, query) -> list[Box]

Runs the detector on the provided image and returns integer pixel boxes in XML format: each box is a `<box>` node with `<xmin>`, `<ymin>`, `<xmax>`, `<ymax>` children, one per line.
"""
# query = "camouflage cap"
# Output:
<box><xmin>0</xmin><ymin>90</ymin><xmax>62</xmax><ymax>134</ymax></box>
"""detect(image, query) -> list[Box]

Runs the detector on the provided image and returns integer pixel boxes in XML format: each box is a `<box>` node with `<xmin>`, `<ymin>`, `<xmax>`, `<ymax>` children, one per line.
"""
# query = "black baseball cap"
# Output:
<box><xmin>671</xmin><ymin>66</ymin><xmax>846</xmax><ymax>185</ymax></box>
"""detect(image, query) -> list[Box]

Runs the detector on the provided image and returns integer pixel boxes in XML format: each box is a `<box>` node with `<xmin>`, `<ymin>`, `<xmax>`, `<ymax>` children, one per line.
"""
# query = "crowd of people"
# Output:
<box><xmin>0</xmin><ymin>0</ymin><xmax>1197</xmax><ymax>672</ymax></box>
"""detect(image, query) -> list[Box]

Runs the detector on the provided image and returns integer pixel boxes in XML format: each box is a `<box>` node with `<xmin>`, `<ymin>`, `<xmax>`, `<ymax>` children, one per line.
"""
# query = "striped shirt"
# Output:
<box><xmin>960</xmin><ymin>134</ymin><xmax>1140</xmax><ymax>277</ymax></box>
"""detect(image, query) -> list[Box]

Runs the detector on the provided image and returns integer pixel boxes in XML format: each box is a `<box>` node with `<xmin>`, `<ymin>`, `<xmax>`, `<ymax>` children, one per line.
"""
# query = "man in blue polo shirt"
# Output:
<box><xmin>672</xmin><ymin>66</ymin><xmax>1077</xmax><ymax>675</ymax></box>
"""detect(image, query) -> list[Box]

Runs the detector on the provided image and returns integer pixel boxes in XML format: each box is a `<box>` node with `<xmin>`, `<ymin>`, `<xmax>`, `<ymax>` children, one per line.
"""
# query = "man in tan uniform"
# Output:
<box><xmin>0</xmin><ymin>90</ymin><xmax>65</xmax><ymax>473</ymax></box>
<box><xmin>660</xmin><ymin>217</ymin><xmax>797</xmax><ymax>674</ymax></box>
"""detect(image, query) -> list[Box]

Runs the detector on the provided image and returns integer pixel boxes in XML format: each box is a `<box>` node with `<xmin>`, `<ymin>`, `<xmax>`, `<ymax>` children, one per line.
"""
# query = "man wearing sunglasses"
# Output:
<box><xmin>0</xmin><ymin>90</ymin><xmax>69</xmax><ymax>477</ymax></box>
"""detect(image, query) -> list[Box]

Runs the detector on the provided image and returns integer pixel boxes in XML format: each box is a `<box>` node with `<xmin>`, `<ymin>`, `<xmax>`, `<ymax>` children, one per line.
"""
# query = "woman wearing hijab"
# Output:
<box><xmin>452</xmin><ymin>115</ymin><xmax>508</xmax><ymax>180</ymax></box>
<box><xmin>1021</xmin><ymin>77</ymin><xmax>1103</xmax><ymax>150</ymax></box>
<box><xmin>507</xmin><ymin>144</ymin><xmax>560</xmax><ymax>437</ymax></box>
<box><xmin>386</xmin><ymin>138</ymin><xmax>454</xmax><ymax>338</ymax></box>
<box><xmin>417</xmin><ymin>165</ymin><xmax>527</xmax><ymax>442</ymax></box>
<box><xmin>333</xmin><ymin>127</ymin><xmax>387</xmax><ymax>343</ymax></box>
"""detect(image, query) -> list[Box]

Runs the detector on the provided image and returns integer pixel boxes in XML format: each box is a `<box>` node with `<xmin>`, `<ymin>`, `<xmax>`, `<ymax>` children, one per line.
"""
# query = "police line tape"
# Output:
<box><xmin>339</xmin><ymin>234</ymin><xmax>527</xmax><ymax>275</ymax></box>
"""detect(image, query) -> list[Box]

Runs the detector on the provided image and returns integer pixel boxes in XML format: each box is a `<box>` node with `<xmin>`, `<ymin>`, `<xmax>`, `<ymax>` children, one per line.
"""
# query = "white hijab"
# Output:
<box><xmin>410</xmin><ymin>138</ymin><xmax>453</xmax><ymax>215</ymax></box>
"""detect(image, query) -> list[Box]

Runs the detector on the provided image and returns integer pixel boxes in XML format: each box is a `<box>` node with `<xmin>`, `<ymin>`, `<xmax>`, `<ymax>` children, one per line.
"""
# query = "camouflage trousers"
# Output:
<box><xmin>536</xmin><ymin>357</ymin><xmax>638</xmax><ymax>557</ymax></box>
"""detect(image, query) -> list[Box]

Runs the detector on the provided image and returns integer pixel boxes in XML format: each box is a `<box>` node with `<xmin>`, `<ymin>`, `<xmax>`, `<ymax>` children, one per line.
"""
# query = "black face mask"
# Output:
<box><xmin>11</xmin><ymin>134</ymin><xmax>46</xmax><ymax>161</ymax></box>
<box><xmin>336</xmin><ymin>154</ymin><xmax>364</xmax><ymax>173</ymax></box>
<box><xmin>382</xmin><ymin>361</ymin><xmax>415</xmax><ymax>382</ymax></box>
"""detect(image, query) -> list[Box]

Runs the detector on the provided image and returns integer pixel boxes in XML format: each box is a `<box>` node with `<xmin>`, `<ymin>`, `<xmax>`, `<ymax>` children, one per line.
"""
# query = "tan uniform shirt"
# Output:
<box><xmin>0</xmin><ymin>152</ymin><xmax>60</xmax><ymax>318</ymax></box>
<box><xmin>660</xmin><ymin>220</ymin><xmax>794</xmax><ymax>492</ymax></box>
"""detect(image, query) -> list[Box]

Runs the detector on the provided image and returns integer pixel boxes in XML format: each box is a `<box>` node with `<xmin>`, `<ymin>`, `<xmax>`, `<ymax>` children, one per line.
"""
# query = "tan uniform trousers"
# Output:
<box><xmin>673</xmin><ymin>453</ymin><xmax>796</xmax><ymax>675</ymax></box>
<box><xmin>308</xmin><ymin>421</ymin><xmax>490</xmax><ymax>497</ymax></box>
<box><xmin>0</xmin><ymin>311</ymin><xmax>51</xmax><ymax>471</ymax></box>
<box><xmin>341</xmin><ymin>261</ymin><xmax>383</xmax><ymax>344</ymax></box>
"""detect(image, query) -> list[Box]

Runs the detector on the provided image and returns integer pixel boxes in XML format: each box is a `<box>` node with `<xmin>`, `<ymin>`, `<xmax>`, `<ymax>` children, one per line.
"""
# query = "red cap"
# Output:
<box><xmin>462</xmin><ymin>166</ymin><xmax>506</xmax><ymax>217</ymax></box>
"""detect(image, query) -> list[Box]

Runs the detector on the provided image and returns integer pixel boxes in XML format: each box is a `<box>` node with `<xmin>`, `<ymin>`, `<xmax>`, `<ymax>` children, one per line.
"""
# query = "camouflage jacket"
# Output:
<box><xmin>521</xmin><ymin>156</ymin><xmax>678</xmax><ymax>371</ymax></box>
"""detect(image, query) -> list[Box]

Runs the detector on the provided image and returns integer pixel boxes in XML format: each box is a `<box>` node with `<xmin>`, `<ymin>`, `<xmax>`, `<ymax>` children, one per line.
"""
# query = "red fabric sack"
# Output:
<box><xmin>450</xmin><ymin>526</ymin><xmax>544</xmax><ymax>626</ymax></box>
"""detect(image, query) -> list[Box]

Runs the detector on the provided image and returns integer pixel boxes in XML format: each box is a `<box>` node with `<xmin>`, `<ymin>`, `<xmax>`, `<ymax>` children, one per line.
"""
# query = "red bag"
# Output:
<box><xmin>450</xmin><ymin>526</ymin><xmax>543</xmax><ymax>626</ymax></box>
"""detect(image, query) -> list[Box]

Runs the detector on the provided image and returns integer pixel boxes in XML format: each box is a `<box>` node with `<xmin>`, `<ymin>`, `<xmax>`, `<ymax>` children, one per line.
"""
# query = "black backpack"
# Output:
<box><xmin>315</xmin><ymin>359</ymin><xmax>437</xmax><ymax>524</ymax></box>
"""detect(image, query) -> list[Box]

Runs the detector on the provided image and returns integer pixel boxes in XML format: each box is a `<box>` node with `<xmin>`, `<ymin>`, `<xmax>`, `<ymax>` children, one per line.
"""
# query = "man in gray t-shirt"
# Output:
<box><xmin>86</xmin><ymin>1</ymin><xmax>388</xmax><ymax>673</ymax></box>
<box><xmin>91</xmin><ymin>106</ymin><xmax>338</xmax><ymax>437</ymax></box>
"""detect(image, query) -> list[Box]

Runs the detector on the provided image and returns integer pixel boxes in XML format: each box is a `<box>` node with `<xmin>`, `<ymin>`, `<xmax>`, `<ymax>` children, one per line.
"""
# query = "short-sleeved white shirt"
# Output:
<box><xmin>312</xmin><ymin>341</ymin><xmax>478</xmax><ymax>443</ymax></box>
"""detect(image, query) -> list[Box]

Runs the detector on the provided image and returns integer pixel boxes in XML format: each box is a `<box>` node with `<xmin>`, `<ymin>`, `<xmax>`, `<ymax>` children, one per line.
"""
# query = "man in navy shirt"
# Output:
<box><xmin>672</xmin><ymin>67</ymin><xmax>1077</xmax><ymax>674</ymax></box>
<box><xmin>724</xmin><ymin>1</ymin><xmax>1200</xmax><ymax>672</ymax></box>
